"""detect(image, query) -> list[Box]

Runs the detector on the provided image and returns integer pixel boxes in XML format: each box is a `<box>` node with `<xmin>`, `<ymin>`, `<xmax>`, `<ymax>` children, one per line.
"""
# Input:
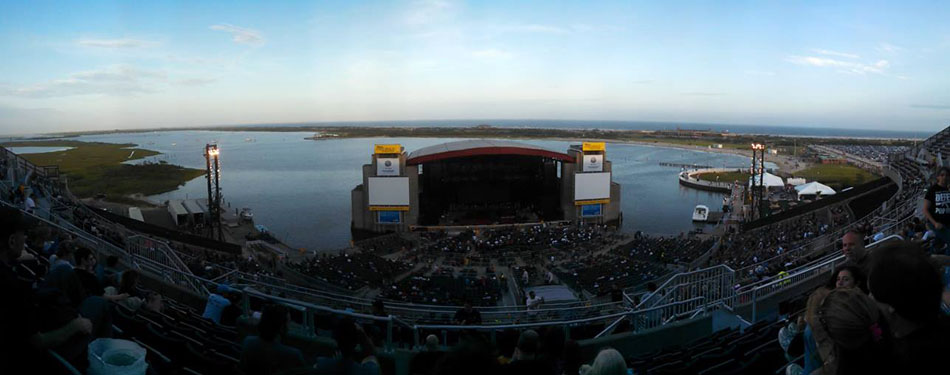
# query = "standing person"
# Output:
<box><xmin>203</xmin><ymin>284</ymin><xmax>233</xmax><ymax>324</ymax></box>
<box><xmin>923</xmin><ymin>167</ymin><xmax>950</xmax><ymax>253</ymax></box>
<box><xmin>522</xmin><ymin>269</ymin><xmax>530</xmax><ymax>286</ymax></box>
<box><xmin>525</xmin><ymin>291</ymin><xmax>544</xmax><ymax>314</ymax></box>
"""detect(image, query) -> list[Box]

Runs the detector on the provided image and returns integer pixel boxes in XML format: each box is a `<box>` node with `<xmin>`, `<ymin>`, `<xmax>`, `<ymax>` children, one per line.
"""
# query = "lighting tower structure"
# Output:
<box><xmin>750</xmin><ymin>143</ymin><xmax>766</xmax><ymax>220</ymax></box>
<box><xmin>205</xmin><ymin>144</ymin><xmax>223</xmax><ymax>241</ymax></box>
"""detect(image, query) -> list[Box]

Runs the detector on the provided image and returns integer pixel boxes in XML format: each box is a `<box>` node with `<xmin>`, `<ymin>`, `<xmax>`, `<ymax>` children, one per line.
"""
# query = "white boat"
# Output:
<box><xmin>240</xmin><ymin>208</ymin><xmax>254</xmax><ymax>222</ymax></box>
<box><xmin>692</xmin><ymin>205</ymin><xmax>709</xmax><ymax>222</ymax></box>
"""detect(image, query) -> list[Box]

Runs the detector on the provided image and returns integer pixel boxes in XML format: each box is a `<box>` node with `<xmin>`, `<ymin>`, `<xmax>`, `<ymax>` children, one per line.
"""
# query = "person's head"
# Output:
<box><xmin>528</xmin><ymin>291</ymin><xmax>536</xmax><ymax>299</ymax></box>
<box><xmin>514</xmin><ymin>329</ymin><xmax>539</xmax><ymax>359</ymax></box>
<box><xmin>585</xmin><ymin>348</ymin><xmax>627</xmax><ymax>375</ymax></box>
<box><xmin>812</xmin><ymin>288</ymin><xmax>893</xmax><ymax>374</ymax></box>
<box><xmin>74</xmin><ymin>247</ymin><xmax>96</xmax><ymax>271</ymax></box>
<box><xmin>119</xmin><ymin>269</ymin><xmax>139</xmax><ymax>294</ymax></box>
<box><xmin>868</xmin><ymin>242</ymin><xmax>942</xmax><ymax>325</ymax></box>
<box><xmin>841</xmin><ymin>231</ymin><xmax>866</xmax><ymax>261</ymax></box>
<box><xmin>0</xmin><ymin>207</ymin><xmax>30</xmax><ymax>261</ymax></box>
<box><xmin>143</xmin><ymin>292</ymin><xmax>164</xmax><ymax>313</ymax></box>
<box><xmin>827</xmin><ymin>265</ymin><xmax>866</xmax><ymax>292</ymax></box>
<box><xmin>425</xmin><ymin>334</ymin><xmax>439</xmax><ymax>351</ymax></box>
<box><xmin>55</xmin><ymin>241</ymin><xmax>76</xmax><ymax>264</ymax></box>
<box><xmin>258</xmin><ymin>304</ymin><xmax>290</xmax><ymax>342</ymax></box>
<box><xmin>937</xmin><ymin>167</ymin><xmax>949</xmax><ymax>187</ymax></box>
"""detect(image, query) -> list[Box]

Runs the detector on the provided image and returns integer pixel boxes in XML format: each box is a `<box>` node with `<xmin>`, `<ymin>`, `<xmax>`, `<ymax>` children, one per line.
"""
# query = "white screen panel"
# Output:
<box><xmin>376</xmin><ymin>157</ymin><xmax>400</xmax><ymax>176</ymax></box>
<box><xmin>584</xmin><ymin>154</ymin><xmax>603</xmax><ymax>172</ymax></box>
<box><xmin>574</xmin><ymin>172</ymin><xmax>610</xmax><ymax>201</ymax></box>
<box><xmin>368</xmin><ymin>177</ymin><xmax>410</xmax><ymax>206</ymax></box>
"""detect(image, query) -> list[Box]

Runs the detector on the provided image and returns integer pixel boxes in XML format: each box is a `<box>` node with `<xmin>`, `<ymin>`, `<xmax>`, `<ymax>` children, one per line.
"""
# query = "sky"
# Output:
<box><xmin>0</xmin><ymin>0</ymin><xmax>949</xmax><ymax>135</ymax></box>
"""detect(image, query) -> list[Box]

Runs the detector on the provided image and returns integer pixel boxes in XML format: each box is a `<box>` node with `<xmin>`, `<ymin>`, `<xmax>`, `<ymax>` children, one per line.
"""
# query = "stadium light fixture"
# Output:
<box><xmin>207</xmin><ymin>146</ymin><xmax>220</xmax><ymax>156</ymax></box>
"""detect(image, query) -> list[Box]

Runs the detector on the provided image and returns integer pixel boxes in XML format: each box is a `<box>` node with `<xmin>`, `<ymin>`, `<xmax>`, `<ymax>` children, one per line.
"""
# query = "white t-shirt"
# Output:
<box><xmin>526</xmin><ymin>295</ymin><xmax>542</xmax><ymax>310</ymax></box>
<box><xmin>24</xmin><ymin>197</ymin><xmax>35</xmax><ymax>213</ymax></box>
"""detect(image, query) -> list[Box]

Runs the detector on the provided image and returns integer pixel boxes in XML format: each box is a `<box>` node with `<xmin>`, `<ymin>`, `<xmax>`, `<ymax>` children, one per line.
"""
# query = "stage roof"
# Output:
<box><xmin>406</xmin><ymin>140</ymin><xmax>574</xmax><ymax>165</ymax></box>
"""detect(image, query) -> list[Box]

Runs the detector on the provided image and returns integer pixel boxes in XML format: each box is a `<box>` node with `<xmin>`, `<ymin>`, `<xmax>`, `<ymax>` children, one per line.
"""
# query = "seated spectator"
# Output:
<box><xmin>141</xmin><ymin>292</ymin><xmax>164</xmax><ymax>314</ymax></box>
<box><xmin>220</xmin><ymin>291</ymin><xmax>242</xmax><ymax>327</ymax></box>
<box><xmin>810</xmin><ymin>288</ymin><xmax>896</xmax><ymax>375</ymax></box>
<box><xmin>454</xmin><ymin>301</ymin><xmax>482</xmax><ymax>325</ymax></box>
<box><xmin>579</xmin><ymin>348</ymin><xmax>627</xmax><ymax>375</ymax></box>
<box><xmin>73</xmin><ymin>247</ymin><xmax>128</xmax><ymax>303</ymax></box>
<box><xmin>314</xmin><ymin>317</ymin><xmax>380</xmax><ymax>374</ymax></box>
<box><xmin>840</xmin><ymin>231</ymin><xmax>870</xmax><ymax>275</ymax></box>
<box><xmin>560</xmin><ymin>340</ymin><xmax>583</xmax><ymax>375</ymax></box>
<box><xmin>240</xmin><ymin>304</ymin><xmax>306</xmax><ymax>375</ymax></box>
<box><xmin>203</xmin><ymin>284</ymin><xmax>233</xmax><ymax>324</ymax></box>
<box><xmin>96</xmin><ymin>255</ymin><xmax>120</xmax><ymax>287</ymax></box>
<box><xmin>825</xmin><ymin>265</ymin><xmax>867</xmax><ymax>293</ymax></box>
<box><xmin>501</xmin><ymin>329</ymin><xmax>551</xmax><ymax>375</ymax></box>
<box><xmin>434</xmin><ymin>333</ymin><xmax>499</xmax><ymax>375</ymax></box>
<box><xmin>105</xmin><ymin>270</ymin><xmax>141</xmax><ymax>311</ymax></box>
<box><xmin>49</xmin><ymin>241</ymin><xmax>76</xmax><ymax>271</ymax></box>
<box><xmin>410</xmin><ymin>335</ymin><xmax>444</xmax><ymax>375</ymax></box>
<box><xmin>0</xmin><ymin>207</ymin><xmax>93</xmax><ymax>366</ymax></box>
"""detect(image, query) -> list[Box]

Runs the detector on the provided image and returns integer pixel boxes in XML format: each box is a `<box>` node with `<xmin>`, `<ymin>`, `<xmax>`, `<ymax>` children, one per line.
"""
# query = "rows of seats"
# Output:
<box><xmin>626</xmin><ymin>319</ymin><xmax>787</xmax><ymax>375</ymax></box>
<box><xmin>110</xmin><ymin>290</ymin><xmax>242</xmax><ymax>375</ymax></box>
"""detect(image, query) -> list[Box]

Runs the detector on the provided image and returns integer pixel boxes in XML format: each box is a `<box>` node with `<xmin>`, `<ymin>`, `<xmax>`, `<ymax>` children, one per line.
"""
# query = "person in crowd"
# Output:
<box><xmin>840</xmin><ymin>231</ymin><xmax>870</xmax><ymax>275</ymax></box>
<box><xmin>923</xmin><ymin>167</ymin><xmax>950</xmax><ymax>253</ymax></box>
<box><xmin>409</xmin><ymin>335</ymin><xmax>444</xmax><ymax>375</ymax></box>
<box><xmin>49</xmin><ymin>241</ymin><xmax>76</xmax><ymax>271</ymax></box>
<box><xmin>433</xmin><ymin>333</ymin><xmax>499</xmax><ymax>375</ymax></box>
<box><xmin>809</xmin><ymin>288</ymin><xmax>896</xmax><ymax>375</ymax></box>
<box><xmin>454</xmin><ymin>301</ymin><xmax>482</xmax><ymax>325</ymax></box>
<box><xmin>220</xmin><ymin>291</ymin><xmax>242</xmax><ymax>327</ymax></box>
<box><xmin>825</xmin><ymin>265</ymin><xmax>867</xmax><ymax>293</ymax></box>
<box><xmin>240</xmin><ymin>304</ymin><xmax>306</xmax><ymax>375</ymax></box>
<box><xmin>526</xmin><ymin>291</ymin><xmax>544</xmax><ymax>312</ymax></box>
<box><xmin>96</xmin><ymin>255</ymin><xmax>120</xmax><ymax>287</ymax></box>
<box><xmin>23</xmin><ymin>191</ymin><xmax>35</xmax><ymax>214</ymax></box>
<box><xmin>73</xmin><ymin>247</ymin><xmax>129</xmax><ymax>302</ymax></box>
<box><xmin>579</xmin><ymin>348</ymin><xmax>627</xmax><ymax>375</ymax></box>
<box><xmin>501</xmin><ymin>329</ymin><xmax>551</xmax><ymax>375</ymax></box>
<box><xmin>203</xmin><ymin>284</ymin><xmax>233</xmax><ymax>324</ymax></box>
<box><xmin>141</xmin><ymin>292</ymin><xmax>164</xmax><ymax>314</ymax></box>
<box><xmin>802</xmin><ymin>287</ymin><xmax>831</xmax><ymax>375</ymax></box>
<box><xmin>0</xmin><ymin>207</ymin><xmax>93</xmax><ymax>367</ymax></box>
<box><xmin>105</xmin><ymin>269</ymin><xmax>143</xmax><ymax>311</ymax></box>
<box><xmin>314</xmin><ymin>317</ymin><xmax>380</xmax><ymax>374</ymax></box>
<box><xmin>867</xmin><ymin>241</ymin><xmax>950</xmax><ymax>373</ymax></box>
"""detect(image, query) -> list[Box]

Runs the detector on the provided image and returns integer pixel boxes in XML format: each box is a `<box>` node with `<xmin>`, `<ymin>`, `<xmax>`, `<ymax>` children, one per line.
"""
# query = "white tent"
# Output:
<box><xmin>795</xmin><ymin>181</ymin><xmax>836</xmax><ymax>199</ymax></box>
<box><xmin>748</xmin><ymin>172</ymin><xmax>785</xmax><ymax>188</ymax></box>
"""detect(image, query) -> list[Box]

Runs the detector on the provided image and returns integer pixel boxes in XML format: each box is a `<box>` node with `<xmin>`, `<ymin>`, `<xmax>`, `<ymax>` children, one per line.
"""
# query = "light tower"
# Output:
<box><xmin>750</xmin><ymin>143</ymin><xmax>766</xmax><ymax>220</ymax></box>
<box><xmin>205</xmin><ymin>144</ymin><xmax>223</xmax><ymax>241</ymax></box>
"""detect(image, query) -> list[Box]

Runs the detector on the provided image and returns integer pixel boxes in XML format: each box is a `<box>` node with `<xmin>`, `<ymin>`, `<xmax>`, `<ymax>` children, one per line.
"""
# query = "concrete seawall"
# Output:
<box><xmin>677</xmin><ymin>168</ymin><xmax>741</xmax><ymax>193</ymax></box>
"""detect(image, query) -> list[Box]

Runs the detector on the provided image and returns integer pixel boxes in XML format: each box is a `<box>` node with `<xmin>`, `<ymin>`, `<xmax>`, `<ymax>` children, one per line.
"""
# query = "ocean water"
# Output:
<box><xmin>238</xmin><ymin>119</ymin><xmax>932</xmax><ymax>139</ymax></box>
<box><xmin>71</xmin><ymin>130</ymin><xmax>759</xmax><ymax>251</ymax></box>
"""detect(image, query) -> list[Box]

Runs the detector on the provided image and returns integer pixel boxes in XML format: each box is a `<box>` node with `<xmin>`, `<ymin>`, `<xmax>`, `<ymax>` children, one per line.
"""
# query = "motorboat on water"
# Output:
<box><xmin>692</xmin><ymin>205</ymin><xmax>709</xmax><ymax>222</ymax></box>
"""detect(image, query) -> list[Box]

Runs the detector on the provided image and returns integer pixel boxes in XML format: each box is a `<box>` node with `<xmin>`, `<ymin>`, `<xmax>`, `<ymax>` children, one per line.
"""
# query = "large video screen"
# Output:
<box><xmin>581</xmin><ymin>204</ymin><xmax>602</xmax><ymax>217</ymax></box>
<box><xmin>368</xmin><ymin>177</ymin><xmax>410</xmax><ymax>206</ymax></box>
<box><xmin>574</xmin><ymin>172</ymin><xmax>610</xmax><ymax>201</ymax></box>
<box><xmin>378</xmin><ymin>211</ymin><xmax>401</xmax><ymax>223</ymax></box>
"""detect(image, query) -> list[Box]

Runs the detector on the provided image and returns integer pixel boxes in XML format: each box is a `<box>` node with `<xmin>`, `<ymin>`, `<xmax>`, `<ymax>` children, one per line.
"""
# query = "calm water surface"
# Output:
<box><xmin>71</xmin><ymin>131</ymin><xmax>755</xmax><ymax>251</ymax></box>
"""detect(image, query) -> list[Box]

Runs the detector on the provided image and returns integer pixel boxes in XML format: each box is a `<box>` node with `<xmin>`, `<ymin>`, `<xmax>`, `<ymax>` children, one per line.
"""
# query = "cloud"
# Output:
<box><xmin>77</xmin><ymin>38</ymin><xmax>157</xmax><ymax>49</ymax></box>
<box><xmin>909</xmin><ymin>104</ymin><xmax>950</xmax><ymax>110</ymax></box>
<box><xmin>812</xmin><ymin>49</ymin><xmax>859</xmax><ymax>59</ymax></box>
<box><xmin>786</xmin><ymin>55</ymin><xmax>889</xmax><ymax>75</ymax></box>
<box><xmin>745</xmin><ymin>70</ymin><xmax>777</xmax><ymax>76</ymax></box>
<box><xmin>177</xmin><ymin>78</ymin><xmax>217</xmax><ymax>86</ymax></box>
<box><xmin>497</xmin><ymin>24</ymin><xmax>571</xmax><ymax>35</ymax></box>
<box><xmin>405</xmin><ymin>0</ymin><xmax>455</xmax><ymax>26</ymax></box>
<box><xmin>210</xmin><ymin>24</ymin><xmax>265</xmax><ymax>45</ymax></box>
<box><xmin>470</xmin><ymin>48</ymin><xmax>512</xmax><ymax>60</ymax></box>
<box><xmin>681</xmin><ymin>92</ymin><xmax>727</xmax><ymax>96</ymax></box>
<box><xmin>876</xmin><ymin>43</ymin><xmax>902</xmax><ymax>53</ymax></box>
<box><xmin>1</xmin><ymin>64</ymin><xmax>166</xmax><ymax>98</ymax></box>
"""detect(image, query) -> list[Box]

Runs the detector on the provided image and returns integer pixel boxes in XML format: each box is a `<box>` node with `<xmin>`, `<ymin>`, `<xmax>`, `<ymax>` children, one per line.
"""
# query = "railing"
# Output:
<box><xmin>636</xmin><ymin>264</ymin><xmax>735</xmax><ymax>310</ymax></box>
<box><xmin>127</xmin><ymin>235</ymin><xmax>208</xmax><ymax>295</ymax></box>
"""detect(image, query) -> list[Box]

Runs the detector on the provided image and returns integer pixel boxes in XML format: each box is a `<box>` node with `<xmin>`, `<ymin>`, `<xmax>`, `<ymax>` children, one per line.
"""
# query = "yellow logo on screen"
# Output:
<box><xmin>374</xmin><ymin>144</ymin><xmax>402</xmax><ymax>154</ymax></box>
<box><xmin>582</xmin><ymin>142</ymin><xmax>605</xmax><ymax>152</ymax></box>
